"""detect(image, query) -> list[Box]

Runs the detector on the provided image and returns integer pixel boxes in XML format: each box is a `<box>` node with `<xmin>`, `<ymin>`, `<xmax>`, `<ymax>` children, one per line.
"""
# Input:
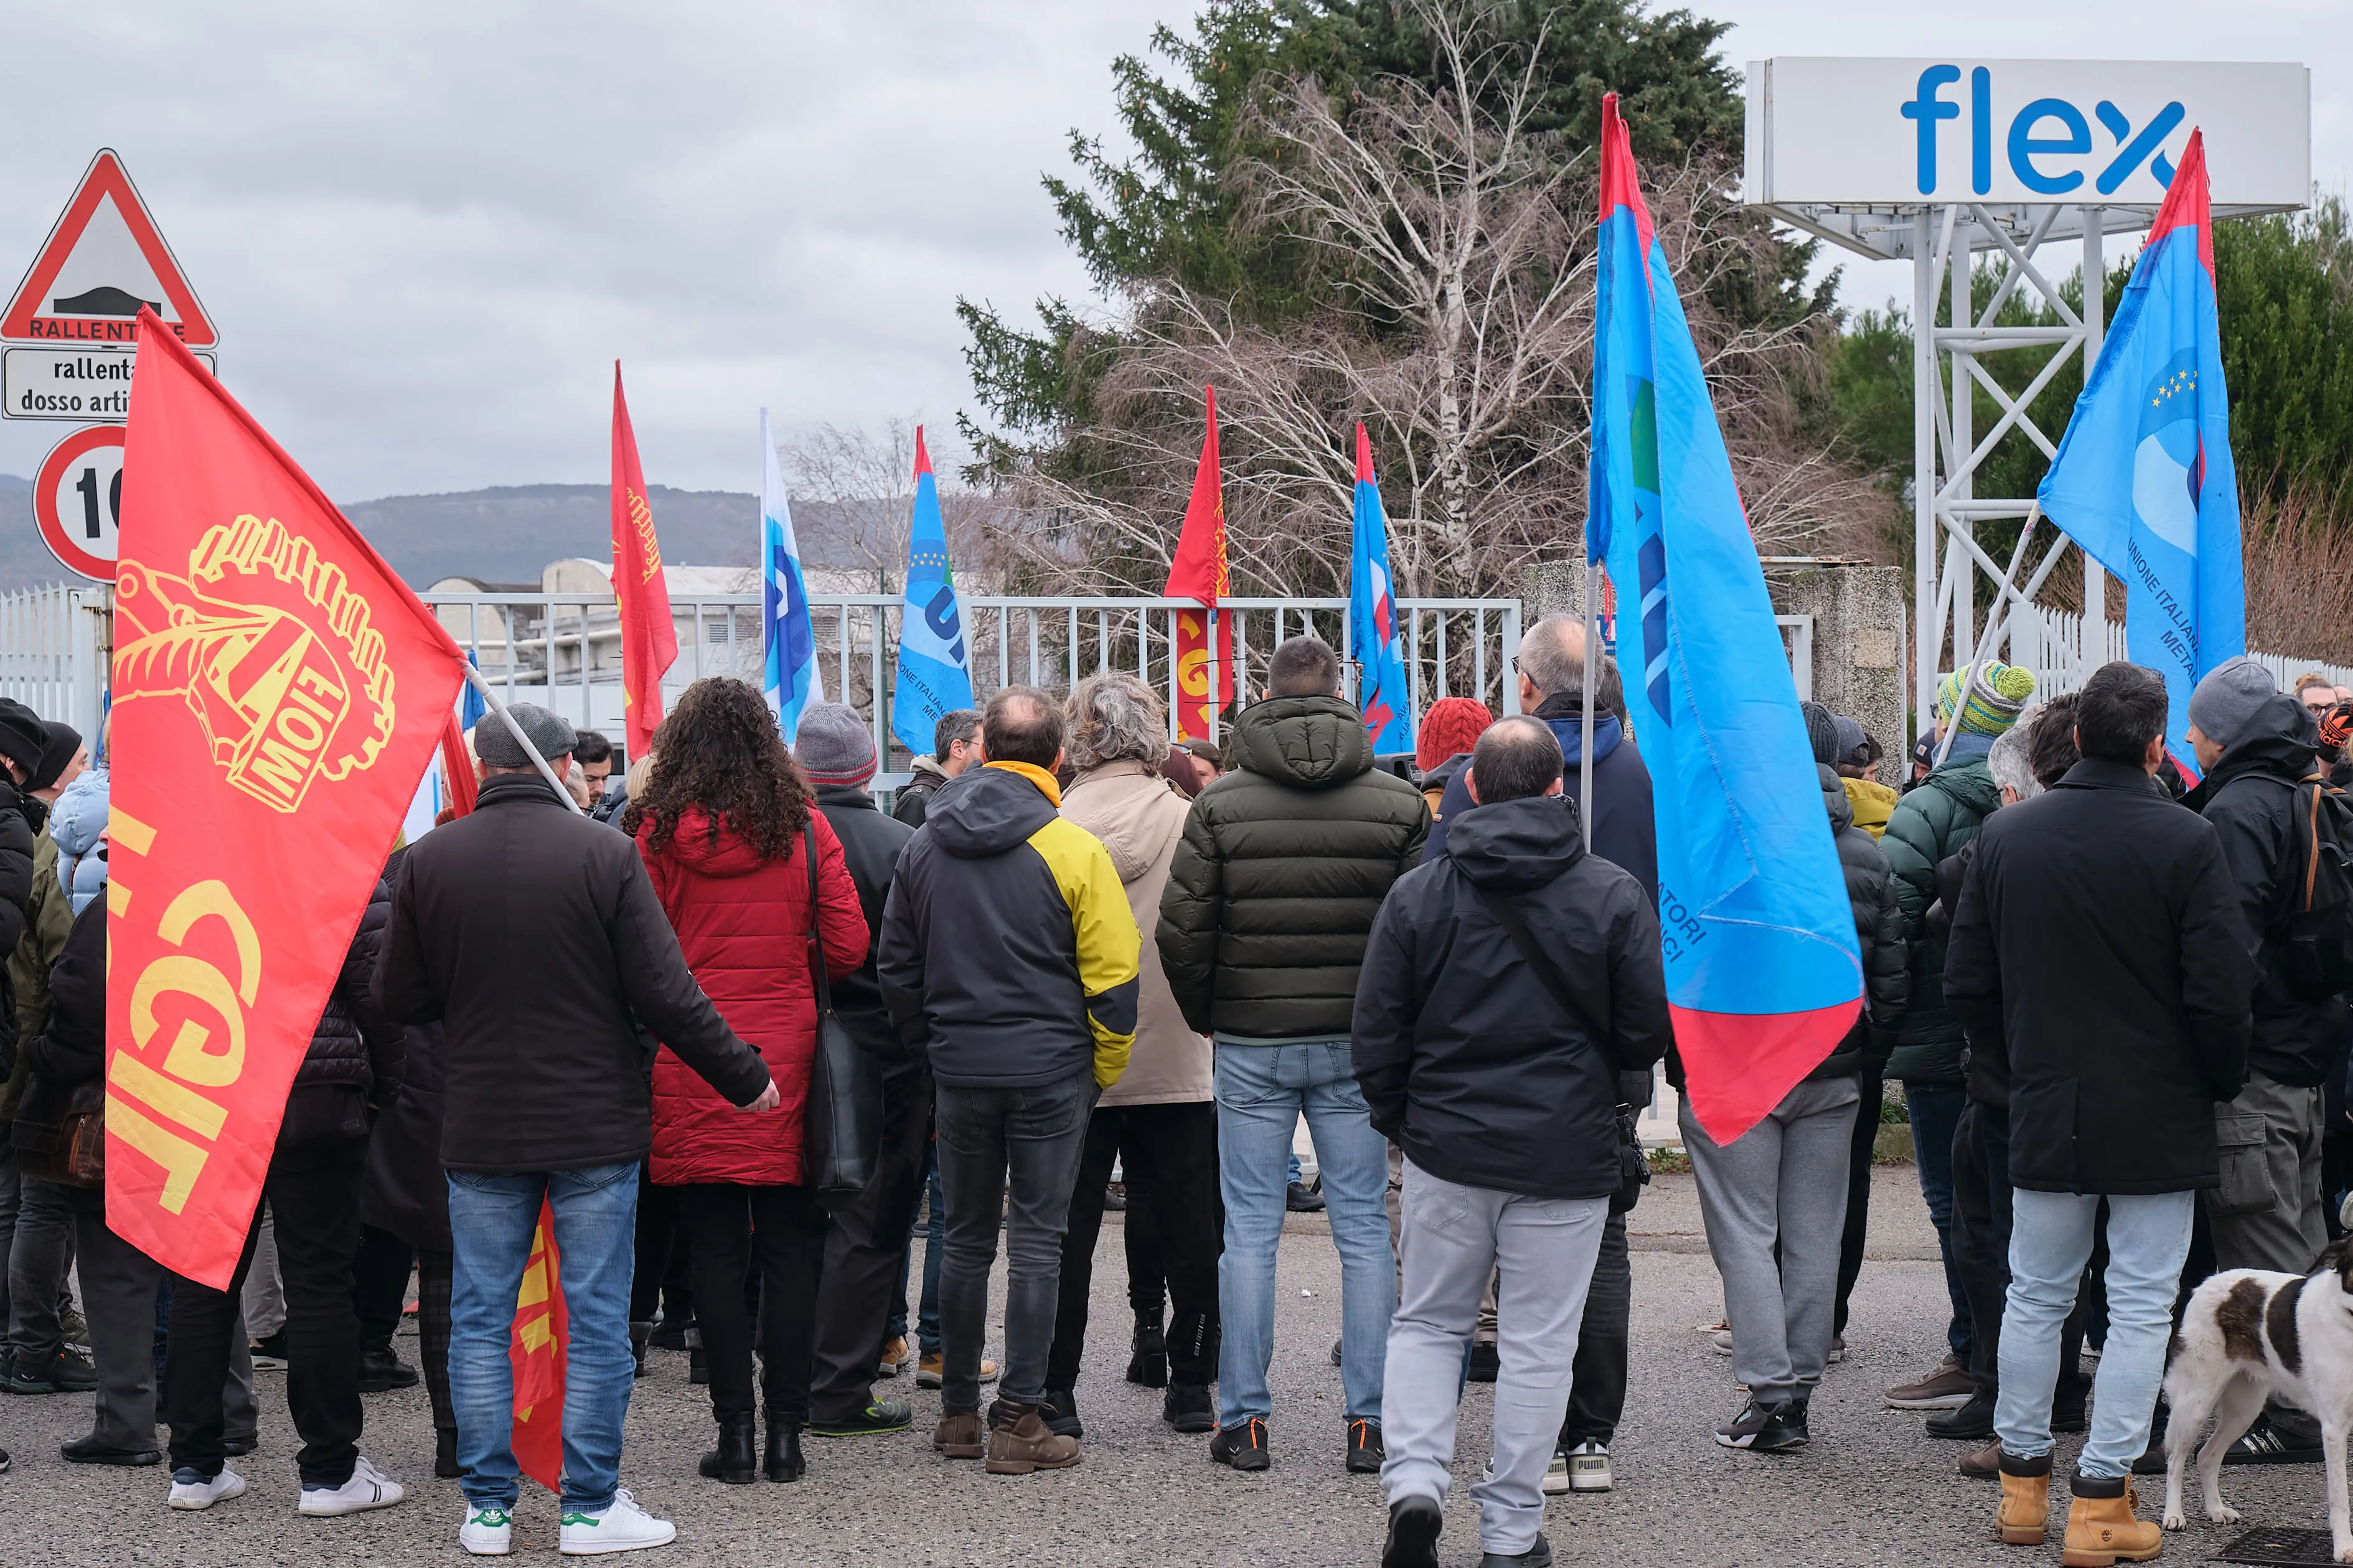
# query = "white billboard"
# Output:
<box><xmin>1745</xmin><ymin>59</ymin><xmax>2309</xmax><ymax>209</ymax></box>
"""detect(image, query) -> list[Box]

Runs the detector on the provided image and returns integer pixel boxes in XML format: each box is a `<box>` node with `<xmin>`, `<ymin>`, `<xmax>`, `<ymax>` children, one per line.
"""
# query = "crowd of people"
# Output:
<box><xmin>1</xmin><ymin>621</ymin><xmax>2351</xmax><ymax>1566</ymax></box>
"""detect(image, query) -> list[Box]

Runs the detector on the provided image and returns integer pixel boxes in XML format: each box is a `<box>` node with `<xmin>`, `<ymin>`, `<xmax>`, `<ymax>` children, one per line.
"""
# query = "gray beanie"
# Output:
<box><xmin>1832</xmin><ymin>714</ymin><xmax>1869</xmax><ymax>766</ymax></box>
<box><xmin>2187</xmin><ymin>655</ymin><xmax>2276</xmax><ymax>749</ymax></box>
<box><xmin>1798</xmin><ymin>701</ymin><xmax>1839</xmax><ymax>768</ymax></box>
<box><xmin>476</xmin><ymin>702</ymin><xmax>577</xmax><ymax>771</ymax></box>
<box><xmin>792</xmin><ymin>702</ymin><xmax>876</xmax><ymax>787</ymax></box>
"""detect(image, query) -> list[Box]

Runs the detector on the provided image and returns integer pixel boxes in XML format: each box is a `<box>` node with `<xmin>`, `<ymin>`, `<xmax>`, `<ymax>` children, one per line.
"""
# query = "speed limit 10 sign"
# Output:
<box><xmin>33</xmin><ymin>423</ymin><xmax>123</xmax><ymax>580</ymax></box>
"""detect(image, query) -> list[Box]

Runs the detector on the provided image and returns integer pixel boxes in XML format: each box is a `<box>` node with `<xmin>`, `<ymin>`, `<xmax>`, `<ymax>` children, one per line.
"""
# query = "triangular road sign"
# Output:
<box><xmin>2</xmin><ymin>149</ymin><xmax>215</xmax><ymax>347</ymax></box>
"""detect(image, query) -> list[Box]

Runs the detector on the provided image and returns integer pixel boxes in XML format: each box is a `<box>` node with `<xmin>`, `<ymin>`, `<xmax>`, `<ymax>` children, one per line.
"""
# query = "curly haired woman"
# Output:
<box><xmin>626</xmin><ymin>678</ymin><xmax>868</xmax><ymax>1486</ymax></box>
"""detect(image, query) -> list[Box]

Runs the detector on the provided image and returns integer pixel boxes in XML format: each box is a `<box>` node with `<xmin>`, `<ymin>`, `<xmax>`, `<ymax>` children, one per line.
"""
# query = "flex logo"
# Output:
<box><xmin>1902</xmin><ymin>65</ymin><xmax>2185</xmax><ymax>197</ymax></box>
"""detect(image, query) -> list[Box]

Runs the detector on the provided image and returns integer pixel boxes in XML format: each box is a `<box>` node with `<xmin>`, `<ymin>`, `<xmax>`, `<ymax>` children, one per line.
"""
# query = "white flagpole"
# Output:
<box><xmin>463</xmin><ymin>659</ymin><xmax>585</xmax><ymax>815</ymax></box>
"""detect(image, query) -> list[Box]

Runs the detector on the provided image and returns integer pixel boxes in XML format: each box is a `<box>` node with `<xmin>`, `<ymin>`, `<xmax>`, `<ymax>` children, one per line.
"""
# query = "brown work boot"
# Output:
<box><xmin>2060</xmin><ymin>1476</ymin><xmax>2161</xmax><ymax>1566</ymax></box>
<box><xmin>1996</xmin><ymin>1450</ymin><xmax>2051</xmax><ymax>1544</ymax></box>
<box><xmin>1960</xmin><ymin>1437</ymin><xmax>2001</xmax><ymax>1480</ymax></box>
<box><xmin>932</xmin><ymin>1408</ymin><xmax>985</xmax><ymax>1460</ymax></box>
<box><xmin>983</xmin><ymin>1400</ymin><xmax>1082</xmax><ymax>1475</ymax></box>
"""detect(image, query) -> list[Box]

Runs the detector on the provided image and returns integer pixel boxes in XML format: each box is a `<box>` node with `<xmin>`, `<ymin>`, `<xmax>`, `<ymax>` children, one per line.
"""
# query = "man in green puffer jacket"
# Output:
<box><xmin>1879</xmin><ymin>661</ymin><xmax>2034</xmax><ymax>1412</ymax></box>
<box><xmin>1156</xmin><ymin>635</ymin><xmax>1427</xmax><ymax>1478</ymax></box>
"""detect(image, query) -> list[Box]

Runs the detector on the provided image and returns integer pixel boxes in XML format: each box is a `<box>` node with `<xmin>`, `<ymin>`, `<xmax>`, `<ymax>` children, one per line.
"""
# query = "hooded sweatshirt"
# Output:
<box><xmin>2187</xmin><ymin>693</ymin><xmax>2350</xmax><ymax>1087</ymax></box>
<box><xmin>1424</xmin><ymin>692</ymin><xmax>1658</xmax><ymax>906</ymax></box>
<box><xmin>1060</xmin><ymin>759</ymin><xmax>1211</xmax><ymax>1106</ymax></box>
<box><xmin>1353</xmin><ymin>793</ymin><xmax>1668</xmax><ymax>1199</ymax></box>
<box><xmin>878</xmin><ymin>761</ymin><xmax>1140</xmax><ymax>1091</ymax></box>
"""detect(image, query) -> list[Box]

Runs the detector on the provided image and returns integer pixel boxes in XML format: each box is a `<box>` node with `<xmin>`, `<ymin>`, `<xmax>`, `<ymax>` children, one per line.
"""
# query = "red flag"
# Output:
<box><xmin>610</xmin><ymin>365</ymin><xmax>676</xmax><ymax>756</ymax></box>
<box><xmin>438</xmin><ymin>712</ymin><xmax>477</xmax><ymax>818</ymax></box>
<box><xmin>108</xmin><ymin>311</ymin><xmax>464</xmax><ymax>1287</ymax></box>
<box><xmin>509</xmin><ymin>1198</ymin><xmax>569</xmax><ymax>1492</ymax></box>
<box><xmin>1162</xmin><ymin>386</ymin><xmax>1232</xmax><ymax>741</ymax></box>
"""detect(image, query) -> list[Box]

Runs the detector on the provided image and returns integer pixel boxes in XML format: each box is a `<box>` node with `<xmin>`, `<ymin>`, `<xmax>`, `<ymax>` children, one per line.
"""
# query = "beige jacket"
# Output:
<box><xmin>1059</xmin><ymin>760</ymin><xmax>1211</xmax><ymax>1106</ymax></box>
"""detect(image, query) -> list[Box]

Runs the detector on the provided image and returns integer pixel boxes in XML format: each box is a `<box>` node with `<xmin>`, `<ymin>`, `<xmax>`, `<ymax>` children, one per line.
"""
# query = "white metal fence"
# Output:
<box><xmin>2016</xmin><ymin>607</ymin><xmax>2352</xmax><ymax>699</ymax></box>
<box><xmin>0</xmin><ymin>584</ymin><xmax>108</xmax><ymax>744</ymax></box>
<box><xmin>421</xmin><ymin>589</ymin><xmax>1524</xmax><ymax>784</ymax></box>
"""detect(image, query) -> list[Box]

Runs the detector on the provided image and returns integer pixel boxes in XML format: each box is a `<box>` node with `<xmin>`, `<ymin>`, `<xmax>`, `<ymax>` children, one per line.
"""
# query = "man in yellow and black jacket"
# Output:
<box><xmin>878</xmin><ymin>685</ymin><xmax>1138</xmax><ymax>1476</ymax></box>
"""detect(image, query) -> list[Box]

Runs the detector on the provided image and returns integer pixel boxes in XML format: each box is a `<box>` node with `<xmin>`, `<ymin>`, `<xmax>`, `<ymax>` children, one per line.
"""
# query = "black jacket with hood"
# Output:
<box><xmin>375</xmin><ymin>772</ymin><xmax>771</xmax><ymax>1173</ymax></box>
<box><xmin>2186</xmin><ymin>693</ymin><xmax>2351</xmax><ymax>1087</ymax></box>
<box><xmin>1352</xmin><ymin>794</ymin><xmax>1669</xmax><ymax>1200</ymax></box>
<box><xmin>1946</xmin><ymin>757</ymin><xmax>2255</xmax><ymax>1195</ymax></box>
<box><xmin>878</xmin><ymin>763</ymin><xmax>1140</xmax><ymax>1091</ymax></box>
<box><xmin>815</xmin><ymin>782</ymin><xmax>922</xmax><ymax>1081</ymax></box>
<box><xmin>1425</xmin><ymin>693</ymin><xmax>1658</xmax><ymax>906</ymax></box>
<box><xmin>1819</xmin><ymin>764</ymin><xmax>1910</xmax><ymax>1081</ymax></box>
<box><xmin>1157</xmin><ymin>695</ymin><xmax>1429</xmax><ymax>1040</ymax></box>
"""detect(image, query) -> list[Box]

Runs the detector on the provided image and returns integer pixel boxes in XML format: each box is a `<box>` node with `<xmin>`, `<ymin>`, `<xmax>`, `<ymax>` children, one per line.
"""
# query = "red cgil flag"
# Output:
<box><xmin>1162</xmin><ymin>386</ymin><xmax>1232</xmax><ymax>741</ymax></box>
<box><xmin>108</xmin><ymin>310</ymin><xmax>465</xmax><ymax>1286</ymax></box>
<box><xmin>610</xmin><ymin>365</ymin><xmax>676</xmax><ymax>757</ymax></box>
<box><xmin>509</xmin><ymin>1198</ymin><xmax>569</xmax><ymax>1492</ymax></box>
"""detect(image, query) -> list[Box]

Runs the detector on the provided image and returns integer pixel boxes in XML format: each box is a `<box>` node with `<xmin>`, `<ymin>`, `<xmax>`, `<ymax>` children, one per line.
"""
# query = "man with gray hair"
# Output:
<box><xmin>378</xmin><ymin>702</ymin><xmax>779</xmax><ymax>1556</ymax></box>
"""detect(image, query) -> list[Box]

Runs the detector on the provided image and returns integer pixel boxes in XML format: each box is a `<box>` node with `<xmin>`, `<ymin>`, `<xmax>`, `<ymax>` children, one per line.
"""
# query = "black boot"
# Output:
<box><xmin>629</xmin><ymin>1321</ymin><xmax>653</xmax><ymax>1379</ymax></box>
<box><xmin>434</xmin><ymin>1427</ymin><xmax>461</xmax><ymax>1479</ymax></box>
<box><xmin>698</xmin><ymin>1412</ymin><xmax>757</xmax><ymax>1485</ymax></box>
<box><xmin>764</xmin><ymin>1418</ymin><xmax>805</xmax><ymax>1483</ymax></box>
<box><xmin>1925</xmin><ymin>1387</ymin><xmax>1996</xmax><ymax>1440</ymax></box>
<box><xmin>1126</xmin><ymin>1314</ymin><xmax>1168</xmax><ymax>1388</ymax></box>
<box><xmin>689</xmin><ymin>1336</ymin><xmax>710</xmax><ymax>1386</ymax></box>
<box><xmin>356</xmin><ymin>1339</ymin><xmax>420</xmax><ymax>1392</ymax></box>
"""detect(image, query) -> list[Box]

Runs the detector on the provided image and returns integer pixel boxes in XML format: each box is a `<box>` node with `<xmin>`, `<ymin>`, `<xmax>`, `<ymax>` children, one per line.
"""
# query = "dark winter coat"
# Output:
<box><xmin>814</xmin><ymin>783</ymin><xmax>921</xmax><ymax>1081</ymax></box>
<box><xmin>891</xmin><ymin>756</ymin><xmax>950</xmax><ymax>829</ymax></box>
<box><xmin>1940</xmin><ymin>844</ymin><xmax>2011</xmax><ymax>1110</ymax></box>
<box><xmin>359</xmin><ymin>1015</ymin><xmax>452</xmax><ymax>1251</ymax></box>
<box><xmin>1352</xmin><ymin>794</ymin><xmax>1669</xmax><ymax>1201</ymax></box>
<box><xmin>878</xmin><ymin>763</ymin><xmax>1140</xmax><ymax>1091</ymax></box>
<box><xmin>1425</xmin><ymin>693</ymin><xmax>1659</xmax><ymax>906</ymax></box>
<box><xmin>10</xmin><ymin>897</ymin><xmax>103</xmax><ymax>1165</ymax></box>
<box><xmin>1818</xmin><ymin>764</ymin><xmax>1909</xmax><ymax>1081</ymax></box>
<box><xmin>0</xmin><ymin>782</ymin><xmax>38</xmax><ymax>1096</ymax></box>
<box><xmin>1157</xmin><ymin>695</ymin><xmax>1429</xmax><ymax>1040</ymax></box>
<box><xmin>2186</xmin><ymin>694</ymin><xmax>2351</xmax><ymax>1087</ymax></box>
<box><xmin>638</xmin><ymin>808</ymin><xmax>868</xmax><ymax>1187</ymax></box>
<box><xmin>0</xmin><ymin>820</ymin><xmax>62</xmax><ymax>1123</ymax></box>
<box><xmin>375</xmin><ymin>772</ymin><xmax>772</xmax><ymax>1173</ymax></box>
<box><xmin>1882</xmin><ymin>751</ymin><xmax>2003</xmax><ymax>1084</ymax></box>
<box><xmin>1945</xmin><ymin>757</ymin><xmax>2256</xmax><ymax>1195</ymax></box>
<box><xmin>299</xmin><ymin>854</ymin><xmax>405</xmax><ymax>1102</ymax></box>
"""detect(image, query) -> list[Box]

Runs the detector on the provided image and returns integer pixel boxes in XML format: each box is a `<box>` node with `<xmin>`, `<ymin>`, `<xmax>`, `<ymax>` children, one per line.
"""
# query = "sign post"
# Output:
<box><xmin>5</xmin><ymin>148</ymin><xmax>218</xmax><ymax>580</ymax></box>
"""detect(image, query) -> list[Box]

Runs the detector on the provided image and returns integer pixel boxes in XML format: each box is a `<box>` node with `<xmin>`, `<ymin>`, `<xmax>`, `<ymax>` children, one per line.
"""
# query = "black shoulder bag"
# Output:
<box><xmin>799</xmin><ymin>823</ymin><xmax>881</xmax><ymax>1202</ymax></box>
<box><xmin>1473</xmin><ymin>885</ymin><xmax>1649</xmax><ymax>1214</ymax></box>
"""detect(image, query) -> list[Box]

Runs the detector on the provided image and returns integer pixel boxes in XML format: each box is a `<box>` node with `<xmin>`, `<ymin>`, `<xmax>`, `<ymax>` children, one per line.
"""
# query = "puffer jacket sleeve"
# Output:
<box><xmin>809</xmin><ymin>815</ymin><xmax>871</xmax><ymax>983</ymax></box>
<box><xmin>611</xmin><ymin>853</ymin><xmax>772</xmax><ymax>1107</ymax></box>
<box><xmin>1066</xmin><ymin>832</ymin><xmax>1141</xmax><ymax>1089</ymax></box>
<box><xmin>341</xmin><ymin>864</ymin><xmax>406</xmax><ymax>1106</ymax></box>
<box><xmin>1881</xmin><ymin>789</ymin><xmax>1945</xmax><ymax>941</ymax></box>
<box><xmin>1155</xmin><ymin>802</ymin><xmax>1222</xmax><ymax>1036</ymax></box>
<box><xmin>375</xmin><ymin>850</ymin><xmax>441</xmax><ymax>1026</ymax></box>
<box><xmin>0</xmin><ymin>796</ymin><xmax>35</xmax><ymax>972</ymax></box>
<box><xmin>1861</xmin><ymin>851</ymin><xmax>1910</xmax><ymax>1068</ymax></box>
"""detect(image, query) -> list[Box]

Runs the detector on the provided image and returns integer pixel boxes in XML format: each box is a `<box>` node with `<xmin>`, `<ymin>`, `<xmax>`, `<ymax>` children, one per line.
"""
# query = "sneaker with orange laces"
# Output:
<box><xmin>1210</xmin><ymin>1417</ymin><xmax>1270</xmax><ymax>1472</ymax></box>
<box><xmin>1346</xmin><ymin>1418</ymin><xmax>1384</xmax><ymax>1474</ymax></box>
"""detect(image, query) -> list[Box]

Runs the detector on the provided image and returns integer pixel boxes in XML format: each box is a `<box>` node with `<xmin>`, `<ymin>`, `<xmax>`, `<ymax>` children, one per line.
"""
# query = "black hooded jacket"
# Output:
<box><xmin>1352</xmin><ymin>794</ymin><xmax>1668</xmax><ymax>1200</ymax></box>
<box><xmin>814</xmin><ymin>782</ymin><xmax>921</xmax><ymax>1080</ymax></box>
<box><xmin>1157</xmin><ymin>695</ymin><xmax>1429</xmax><ymax>1040</ymax></box>
<box><xmin>2186</xmin><ymin>693</ymin><xmax>2351</xmax><ymax>1087</ymax></box>
<box><xmin>1947</xmin><ymin>758</ymin><xmax>2255</xmax><ymax>1195</ymax></box>
<box><xmin>1818</xmin><ymin>764</ymin><xmax>1910</xmax><ymax>1081</ymax></box>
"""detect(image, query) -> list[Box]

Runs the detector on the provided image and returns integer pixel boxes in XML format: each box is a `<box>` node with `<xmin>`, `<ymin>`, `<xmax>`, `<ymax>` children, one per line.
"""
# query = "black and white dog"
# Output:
<box><xmin>2162</xmin><ymin>1239</ymin><xmax>2353</xmax><ymax>1561</ymax></box>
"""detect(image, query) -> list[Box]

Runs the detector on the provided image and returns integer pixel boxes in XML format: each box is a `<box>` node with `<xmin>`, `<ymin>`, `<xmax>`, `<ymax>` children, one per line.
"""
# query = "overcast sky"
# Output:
<box><xmin>1</xmin><ymin>1</ymin><xmax>2346</xmax><ymax>500</ymax></box>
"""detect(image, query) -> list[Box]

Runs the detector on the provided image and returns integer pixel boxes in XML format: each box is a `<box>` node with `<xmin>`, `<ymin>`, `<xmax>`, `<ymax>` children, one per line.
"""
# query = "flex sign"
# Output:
<box><xmin>1745</xmin><ymin>59</ymin><xmax>2309</xmax><ymax>209</ymax></box>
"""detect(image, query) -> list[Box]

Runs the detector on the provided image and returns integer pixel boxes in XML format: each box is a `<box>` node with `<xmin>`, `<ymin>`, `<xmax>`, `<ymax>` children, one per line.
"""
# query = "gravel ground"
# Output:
<box><xmin>0</xmin><ymin>1168</ymin><xmax>2331</xmax><ymax>1566</ymax></box>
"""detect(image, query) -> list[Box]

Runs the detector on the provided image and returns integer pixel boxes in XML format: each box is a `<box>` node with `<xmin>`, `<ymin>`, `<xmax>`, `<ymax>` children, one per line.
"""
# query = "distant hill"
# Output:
<box><xmin>0</xmin><ymin>476</ymin><xmax>896</xmax><ymax>592</ymax></box>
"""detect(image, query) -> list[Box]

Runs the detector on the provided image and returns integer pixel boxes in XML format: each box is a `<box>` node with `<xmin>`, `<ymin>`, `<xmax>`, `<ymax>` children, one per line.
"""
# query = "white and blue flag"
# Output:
<box><xmin>760</xmin><ymin>408</ymin><xmax>824</xmax><ymax>739</ymax></box>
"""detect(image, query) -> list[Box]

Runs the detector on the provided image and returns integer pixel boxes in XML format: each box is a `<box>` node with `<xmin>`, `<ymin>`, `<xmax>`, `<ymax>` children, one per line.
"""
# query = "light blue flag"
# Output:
<box><xmin>759</xmin><ymin>409</ymin><xmax>824</xmax><ymax>739</ymax></box>
<box><xmin>1347</xmin><ymin>424</ymin><xmax>1413</xmax><ymax>752</ymax></box>
<box><xmin>2036</xmin><ymin>130</ymin><xmax>2243</xmax><ymax>782</ymax></box>
<box><xmin>890</xmin><ymin>427</ymin><xmax>974</xmax><ymax>760</ymax></box>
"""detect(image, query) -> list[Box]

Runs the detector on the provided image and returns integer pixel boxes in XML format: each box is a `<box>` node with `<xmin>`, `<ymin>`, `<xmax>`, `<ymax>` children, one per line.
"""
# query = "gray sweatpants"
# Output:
<box><xmin>77</xmin><ymin>1204</ymin><xmax>258</xmax><ymax>1452</ymax></box>
<box><xmin>1681</xmin><ymin>1076</ymin><xmax>1860</xmax><ymax>1406</ymax></box>
<box><xmin>1381</xmin><ymin>1158</ymin><xmax>1607</xmax><ymax>1557</ymax></box>
<box><xmin>2210</xmin><ymin>1073</ymin><xmax>2326</xmax><ymax>1275</ymax></box>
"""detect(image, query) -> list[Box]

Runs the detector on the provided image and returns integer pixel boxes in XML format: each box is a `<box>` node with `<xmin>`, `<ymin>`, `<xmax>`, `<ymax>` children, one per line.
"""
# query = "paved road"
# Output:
<box><xmin>3</xmin><ymin>1170</ymin><xmax>2331</xmax><ymax>1566</ymax></box>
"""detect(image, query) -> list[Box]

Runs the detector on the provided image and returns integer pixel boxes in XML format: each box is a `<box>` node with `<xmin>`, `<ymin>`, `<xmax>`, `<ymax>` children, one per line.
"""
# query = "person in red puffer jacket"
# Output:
<box><xmin>626</xmin><ymin>678</ymin><xmax>868</xmax><ymax>1486</ymax></box>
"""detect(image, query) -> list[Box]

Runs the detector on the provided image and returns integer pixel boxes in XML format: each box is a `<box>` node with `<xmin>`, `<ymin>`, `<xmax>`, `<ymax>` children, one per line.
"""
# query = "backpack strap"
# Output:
<box><xmin>1472</xmin><ymin>883</ymin><xmax>1612</xmax><ymax>1049</ymax></box>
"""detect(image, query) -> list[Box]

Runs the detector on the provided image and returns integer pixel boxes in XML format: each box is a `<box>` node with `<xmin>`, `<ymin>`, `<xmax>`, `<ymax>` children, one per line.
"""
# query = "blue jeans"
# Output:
<box><xmin>1995</xmin><ymin>1189</ymin><xmax>2194</xmax><ymax>1479</ymax></box>
<box><xmin>1904</xmin><ymin>1082</ymin><xmax>1974</xmax><ymax>1363</ymax></box>
<box><xmin>448</xmin><ymin>1163</ymin><xmax>640</xmax><ymax>1512</ymax></box>
<box><xmin>889</xmin><ymin>1152</ymin><xmax>945</xmax><ymax>1352</ymax></box>
<box><xmin>1214</xmin><ymin>1041</ymin><xmax>1394</xmax><ymax>1428</ymax></box>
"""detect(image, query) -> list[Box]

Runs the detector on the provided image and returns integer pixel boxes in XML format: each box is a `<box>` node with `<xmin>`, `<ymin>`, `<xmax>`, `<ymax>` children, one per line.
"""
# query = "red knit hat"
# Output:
<box><xmin>1416</xmin><ymin>697</ymin><xmax>1495</xmax><ymax>773</ymax></box>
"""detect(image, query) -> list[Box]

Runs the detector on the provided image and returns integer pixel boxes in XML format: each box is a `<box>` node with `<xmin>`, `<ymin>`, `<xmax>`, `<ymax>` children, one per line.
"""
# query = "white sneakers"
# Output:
<box><xmin>298</xmin><ymin>1454</ymin><xmax>406</xmax><ymax>1516</ymax></box>
<box><xmin>558</xmin><ymin>1488</ymin><xmax>675</xmax><ymax>1556</ymax></box>
<box><xmin>168</xmin><ymin>1467</ymin><xmax>248</xmax><ymax>1510</ymax></box>
<box><xmin>1563</xmin><ymin>1440</ymin><xmax>1613</xmax><ymax>1493</ymax></box>
<box><xmin>461</xmin><ymin>1505</ymin><xmax>514</xmax><ymax>1556</ymax></box>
